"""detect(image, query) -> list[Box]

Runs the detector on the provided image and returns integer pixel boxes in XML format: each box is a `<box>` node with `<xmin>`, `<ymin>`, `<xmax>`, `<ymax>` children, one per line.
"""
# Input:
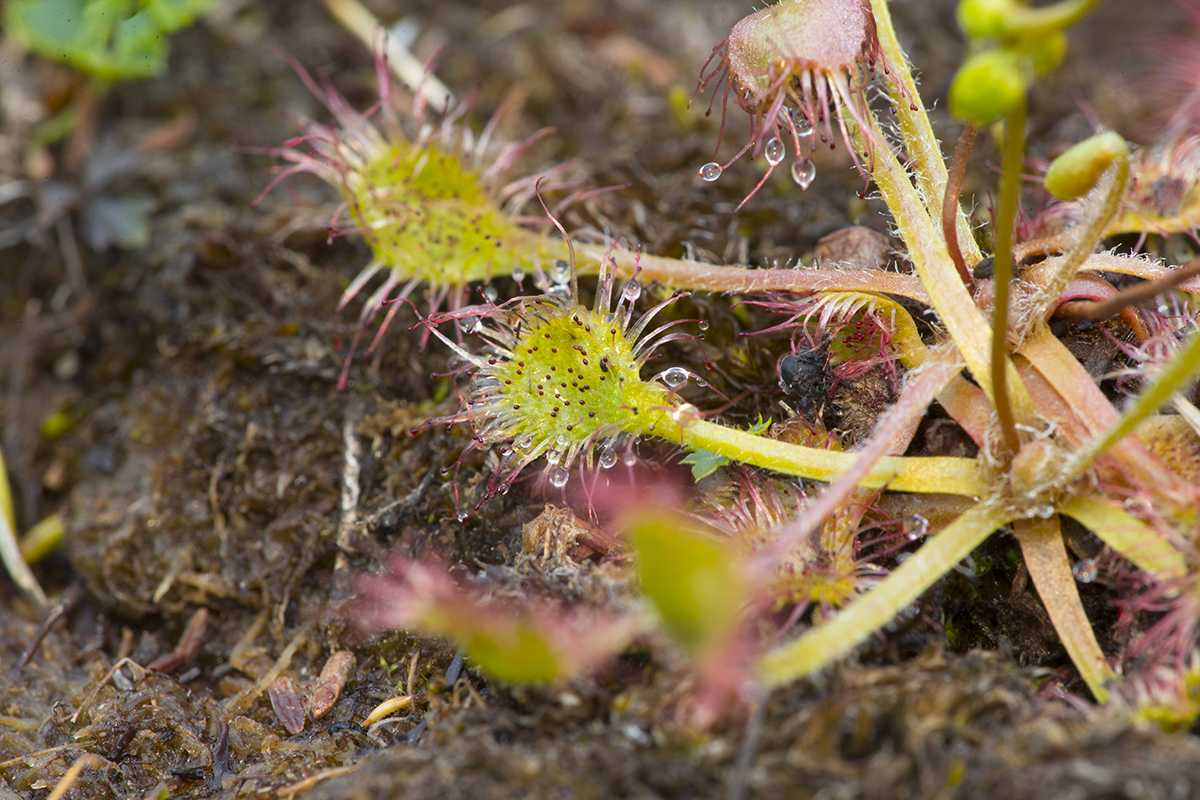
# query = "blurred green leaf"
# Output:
<box><xmin>6</xmin><ymin>0</ymin><xmax>214</xmax><ymax>80</ymax></box>
<box><xmin>465</xmin><ymin>627</ymin><xmax>560</xmax><ymax>684</ymax></box>
<box><xmin>630</xmin><ymin>515</ymin><xmax>744</xmax><ymax>654</ymax></box>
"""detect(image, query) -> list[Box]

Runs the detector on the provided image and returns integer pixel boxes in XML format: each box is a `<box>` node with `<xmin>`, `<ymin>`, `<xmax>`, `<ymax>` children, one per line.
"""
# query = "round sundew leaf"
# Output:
<box><xmin>486</xmin><ymin>299</ymin><xmax>671</xmax><ymax>454</ymax></box>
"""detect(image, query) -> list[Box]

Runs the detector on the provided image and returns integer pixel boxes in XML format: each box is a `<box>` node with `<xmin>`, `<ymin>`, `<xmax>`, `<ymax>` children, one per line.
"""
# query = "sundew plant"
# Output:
<box><xmin>286</xmin><ymin>0</ymin><xmax>1200</xmax><ymax>715</ymax></box>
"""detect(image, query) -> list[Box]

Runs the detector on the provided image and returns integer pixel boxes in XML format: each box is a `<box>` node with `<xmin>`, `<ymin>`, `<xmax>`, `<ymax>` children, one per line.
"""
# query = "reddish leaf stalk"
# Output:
<box><xmin>943</xmin><ymin>122</ymin><xmax>978</xmax><ymax>288</ymax></box>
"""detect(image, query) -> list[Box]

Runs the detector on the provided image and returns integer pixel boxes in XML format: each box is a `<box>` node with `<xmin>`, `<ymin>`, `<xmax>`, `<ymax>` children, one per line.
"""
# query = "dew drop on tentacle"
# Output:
<box><xmin>662</xmin><ymin>367</ymin><xmax>689</xmax><ymax>388</ymax></box>
<box><xmin>1071</xmin><ymin>558</ymin><xmax>1099</xmax><ymax>583</ymax></box>
<box><xmin>550</xmin><ymin>467</ymin><xmax>570</xmax><ymax>488</ymax></box>
<box><xmin>697</xmin><ymin>319</ymin><xmax>710</xmax><ymax>331</ymax></box>
<box><xmin>545</xmin><ymin>448</ymin><xmax>561</xmax><ymax>466</ymax></box>
<box><xmin>789</xmin><ymin>109</ymin><xmax>813</xmax><ymax>137</ymax></box>
<box><xmin>765</xmin><ymin>137</ymin><xmax>785</xmax><ymax>166</ymax></box>
<box><xmin>456</xmin><ymin>510</ymin><xmax>470</xmax><ymax>522</ymax></box>
<box><xmin>621</xmin><ymin>279</ymin><xmax>642</xmax><ymax>303</ymax></box>
<box><xmin>902</xmin><ymin>514</ymin><xmax>928</xmax><ymax>541</ymax></box>
<box><xmin>622</xmin><ymin>449</ymin><xmax>638</xmax><ymax>467</ymax></box>
<box><xmin>550</xmin><ymin>259</ymin><xmax>571</xmax><ymax>285</ymax></box>
<box><xmin>482</xmin><ymin>284</ymin><xmax>499</xmax><ymax>304</ymax></box>
<box><xmin>511</xmin><ymin>266</ymin><xmax>525</xmax><ymax>283</ymax></box>
<box><xmin>791</xmin><ymin>158</ymin><xmax>816</xmax><ymax>189</ymax></box>
<box><xmin>699</xmin><ymin>162</ymin><xmax>723</xmax><ymax>182</ymax></box>
<box><xmin>461</xmin><ymin>315</ymin><xmax>480</xmax><ymax>334</ymax></box>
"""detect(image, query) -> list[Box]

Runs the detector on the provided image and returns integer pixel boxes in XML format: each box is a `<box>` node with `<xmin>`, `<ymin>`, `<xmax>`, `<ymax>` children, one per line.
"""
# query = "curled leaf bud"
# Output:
<box><xmin>1025</xmin><ymin>30</ymin><xmax>1067</xmax><ymax>75</ymax></box>
<box><xmin>949</xmin><ymin>48</ymin><xmax>1027</xmax><ymax>125</ymax></box>
<box><xmin>1044</xmin><ymin>131</ymin><xmax>1130</xmax><ymax>200</ymax></box>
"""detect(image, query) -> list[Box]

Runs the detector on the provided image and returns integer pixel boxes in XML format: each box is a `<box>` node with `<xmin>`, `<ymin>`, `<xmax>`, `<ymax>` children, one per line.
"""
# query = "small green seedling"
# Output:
<box><xmin>6</xmin><ymin>0</ymin><xmax>214</xmax><ymax>80</ymax></box>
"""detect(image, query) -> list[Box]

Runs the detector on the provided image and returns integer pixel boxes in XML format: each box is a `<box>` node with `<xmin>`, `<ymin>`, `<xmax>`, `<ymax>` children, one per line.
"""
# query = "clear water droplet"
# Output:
<box><xmin>672</xmin><ymin>403</ymin><xmax>699</xmax><ymax>423</ymax></box>
<box><xmin>791</xmin><ymin>158</ymin><xmax>816</xmax><ymax>189</ymax></box>
<box><xmin>482</xmin><ymin>285</ymin><xmax>499</xmax><ymax>303</ymax></box>
<box><xmin>662</xmin><ymin>366</ymin><xmax>689</xmax><ymax>388</ymax></box>
<box><xmin>790</xmin><ymin>109</ymin><xmax>813</xmax><ymax>137</ymax></box>
<box><xmin>456</xmin><ymin>511</ymin><xmax>469</xmax><ymax>522</ymax></box>
<box><xmin>1072</xmin><ymin>558</ymin><xmax>1098</xmax><ymax>583</ymax></box>
<box><xmin>498</xmin><ymin>444</ymin><xmax>512</xmax><ymax>456</ymax></box>
<box><xmin>599</xmin><ymin>447</ymin><xmax>618</xmax><ymax>469</ymax></box>
<box><xmin>517</xmin><ymin>435</ymin><xmax>534</xmax><ymax>450</ymax></box>
<box><xmin>765</xmin><ymin>137</ymin><xmax>785</xmax><ymax>166</ymax></box>
<box><xmin>550</xmin><ymin>259</ymin><xmax>571</xmax><ymax>285</ymax></box>
<box><xmin>555</xmin><ymin>434</ymin><xmax>571</xmax><ymax>449</ymax></box>
<box><xmin>548</xmin><ymin>284</ymin><xmax>571</xmax><ymax>298</ymax></box>
<box><xmin>699</xmin><ymin>162</ymin><xmax>722</xmax><ymax>182</ymax></box>
<box><xmin>545</xmin><ymin>449</ymin><xmax>561</xmax><ymax>466</ymax></box>
<box><xmin>621</xmin><ymin>279</ymin><xmax>641</xmax><ymax>302</ymax></box>
<box><xmin>511</xmin><ymin>266</ymin><xmax>525</xmax><ymax>282</ymax></box>
<box><xmin>697</xmin><ymin>320</ymin><xmax>710</xmax><ymax>331</ymax></box>
<box><xmin>622</xmin><ymin>449</ymin><xmax>638</xmax><ymax>466</ymax></box>
<box><xmin>902</xmin><ymin>514</ymin><xmax>928</xmax><ymax>541</ymax></box>
<box><xmin>1035</xmin><ymin>504</ymin><xmax>1055</xmax><ymax>519</ymax></box>
<box><xmin>550</xmin><ymin>467</ymin><xmax>570</xmax><ymax>488</ymax></box>
<box><xmin>461</xmin><ymin>315</ymin><xmax>479</xmax><ymax>334</ymax></box>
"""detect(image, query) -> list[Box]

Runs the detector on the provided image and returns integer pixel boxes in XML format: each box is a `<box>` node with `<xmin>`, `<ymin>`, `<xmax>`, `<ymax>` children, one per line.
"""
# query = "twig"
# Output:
<box><xmin>316</xmin><ymin>0</ymin><xmax>452</xmax><ymax>113</ymax></box>
<box><xmin>727</xmin><ymin>693</ymin><xmax>769</xmax><ymax>800</ymax></box>
<box><xmin>45</xmin><ymin>754</ymin><xmax>106</xmax><ymax>800</ymax></box>
<box><xmin>16</xmin><ymin>583</ymin><xmax>84</xmax><ymax>674</ymax></box>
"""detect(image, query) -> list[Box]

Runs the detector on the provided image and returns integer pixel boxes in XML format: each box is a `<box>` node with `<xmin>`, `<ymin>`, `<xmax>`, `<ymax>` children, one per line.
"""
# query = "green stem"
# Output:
<box><xmin>1070</xmin><ymin>325</ymin><xmax>1200</xmax><ymax>479</ymax></box>
<box><xmin>994</xmin><ymin>0</ymin><xmax>1105</xmax><ymax>39</ymax></box>
<box><xmin>759</xmin><ymin>503</ymin><xmax>1010</xmax><ymax>686</ymax></box>
<box><xmin>648</xmin><ymin>410</ymin><xmax>984</xmax><ymax>496</ymax></box>
<box><xmin>991</xmin><ymin>99</ymin><xmax>1026</xmax><ymax>455</ymax></box>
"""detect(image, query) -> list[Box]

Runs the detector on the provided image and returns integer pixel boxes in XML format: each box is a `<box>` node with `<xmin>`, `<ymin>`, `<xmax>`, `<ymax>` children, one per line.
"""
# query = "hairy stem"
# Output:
<box><xmin>869</xmin><ymin>0</ymin><xmax>981</xmax><ymax>268</ymax></box>
<box><xmin>583</xmin><ymin>245</ymin><xmax>931</xmax><ymax>302</ymax></box>
<box><xmin>1059</xmin><ymin>495</ymin><xmax>1187</xmax><ymax>580</ymax></box>
<box><xmin>759</xmin><ymin>503</ymin><xmax>1010</xmax><ymax>686</ymax></box>
<box><xmin>1028</xmin><ymin>153</ymin><xmax>1131</xmax><ymax>328</ymax></box>
<box><xmin>650</xmin><ymin>411</ymin><xmax>984</xmax><ymax>496</ymax></box>
<box><xmin>864</xmin><ymin>101</ymin><xmax>1033</xmax><ymax>424</ymax></box>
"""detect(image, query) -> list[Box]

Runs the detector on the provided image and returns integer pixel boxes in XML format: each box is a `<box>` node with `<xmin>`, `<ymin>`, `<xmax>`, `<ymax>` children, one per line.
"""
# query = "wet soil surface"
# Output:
<box><xmin>4</xmin><ymin>1</ymin><xmax>1200</xmax><ymax>797</ymax></box>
